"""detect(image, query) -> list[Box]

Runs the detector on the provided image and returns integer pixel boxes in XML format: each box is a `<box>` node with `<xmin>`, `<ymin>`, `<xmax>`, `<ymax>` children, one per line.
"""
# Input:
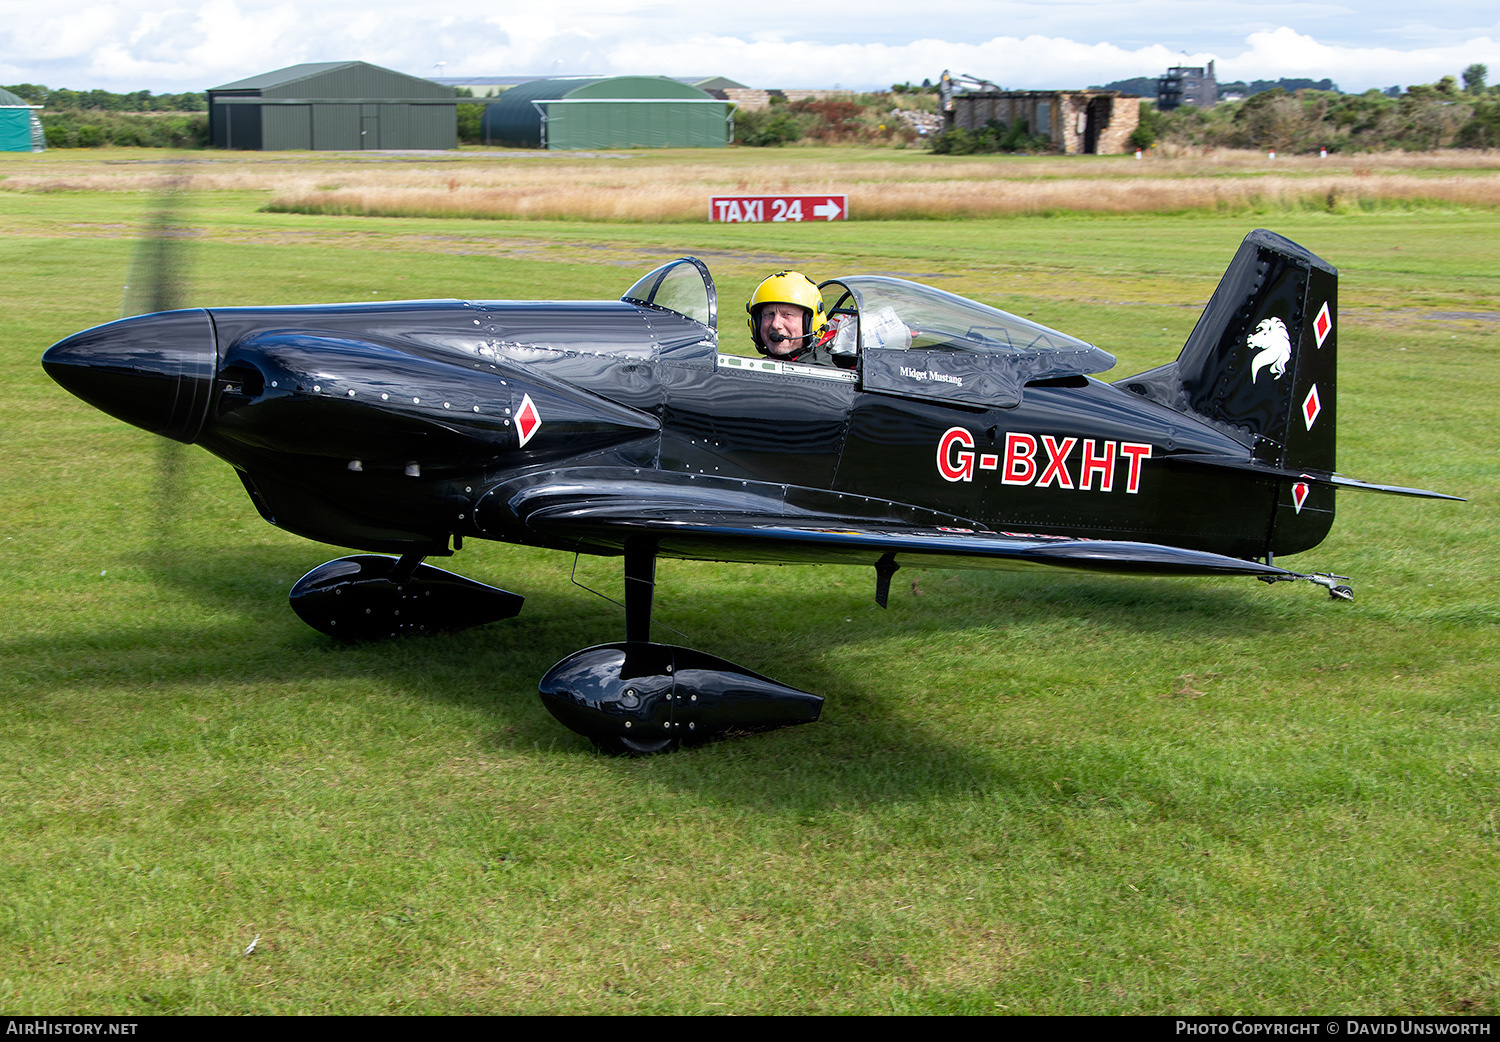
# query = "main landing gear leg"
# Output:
<box><xmin>538</xmin><ymin>539</ymin><xmax>824</xmax><ymax>755</ymax></box>
<box><xmin>624</xmin><ymin>538</ymin><xmax>655</xmax><ymax>644</ymax></box>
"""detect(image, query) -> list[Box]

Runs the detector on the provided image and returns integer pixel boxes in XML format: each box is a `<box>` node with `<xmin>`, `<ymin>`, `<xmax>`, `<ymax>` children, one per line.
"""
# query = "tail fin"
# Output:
<box><xmin>1120</xmin><ymin>229</ymin><xmax>1339</xmax><ymax>555</ymax></box>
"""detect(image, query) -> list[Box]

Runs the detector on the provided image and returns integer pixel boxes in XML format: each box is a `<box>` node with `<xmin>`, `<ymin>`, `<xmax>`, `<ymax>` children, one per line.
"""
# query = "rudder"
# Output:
<box><xmin>1121</xmin><ymin>229</ymin><xmax>1339</xmax><ymax>556</ymax></box>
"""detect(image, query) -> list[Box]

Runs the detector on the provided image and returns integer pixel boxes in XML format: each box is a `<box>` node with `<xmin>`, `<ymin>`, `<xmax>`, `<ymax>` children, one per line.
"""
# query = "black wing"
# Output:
<box><xmin>480</xmin><ymin>468</ymin><xmax>1295</xmax><ymax>579</ymax></box>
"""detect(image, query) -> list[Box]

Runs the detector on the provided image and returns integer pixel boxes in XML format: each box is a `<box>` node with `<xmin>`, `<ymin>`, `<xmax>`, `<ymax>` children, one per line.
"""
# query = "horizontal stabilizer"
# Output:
<box><xmin>1169</xmin><ymin>454</ymin><xmax>1464</xmax><ymax>501</ymax></box>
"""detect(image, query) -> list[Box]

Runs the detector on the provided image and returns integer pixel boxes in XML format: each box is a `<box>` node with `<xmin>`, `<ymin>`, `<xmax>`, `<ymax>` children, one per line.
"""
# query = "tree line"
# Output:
<box><xmin>4</xmin><ymin>84</ymin><xmax>206</xmax><ymax>111</ymax></box>
<box><xmin>1093</xmin><ymin>76</ymin><xmax>1342</xmax><ymax>100</ymax></box>
<box><xmin>1137</xmin><ymin>65</ymin><xmax>1498</xmax><ymax>153</ymax></box>
<box><xmin>4</xmin><ymin>83</ymin><xmax>209</xmax><ymax>148</ymax></box>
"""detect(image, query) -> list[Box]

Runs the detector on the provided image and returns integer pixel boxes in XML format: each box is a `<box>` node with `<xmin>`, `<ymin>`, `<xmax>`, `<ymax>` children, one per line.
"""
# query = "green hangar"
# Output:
<box><xmin>208</xmin><ymin>61</ymin><xmax>456</xmax><ymax>151</ymax></box>
<box><xmin>0</xmin><ymin>87</ymin><xmax>45</xmax><ymax>151</ymax></box>
<box><xmin>481</xmin><ymin>76</ymin><xmax>731</xmax><ymax>149</ymax></box>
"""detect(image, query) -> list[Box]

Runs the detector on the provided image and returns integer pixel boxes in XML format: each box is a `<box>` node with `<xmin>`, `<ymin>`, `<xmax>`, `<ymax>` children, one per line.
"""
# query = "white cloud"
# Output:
<box><xmin>184</xmin><ymin>0</ymin><xmax>305</xmax><ymax>74</ymax></box>
<box><xmin>88</xmin><ymin>41</ymin><xmax>195</xmax><ymax>84</ymax></box>
<box><xmin>22</xmin><ymin>5</ymin><xmax>125</xmax><ymax>62</ymax></box>
<box><xmin>1217</xmin><ymin>26</ymin><xmax>1499</xmax><ymax>89</ymax></box>
<box><xmin>1</xmin><ymin>1</ymin><xmax>1496</xmax><ymax>93</ymax></box>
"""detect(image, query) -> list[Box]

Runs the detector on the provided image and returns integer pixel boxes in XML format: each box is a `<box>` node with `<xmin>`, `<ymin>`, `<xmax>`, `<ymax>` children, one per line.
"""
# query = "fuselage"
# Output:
<box><xmin>44</xmin><ymin>295</ymin><xmax>1294</xmax><ymax>563</ymax></box>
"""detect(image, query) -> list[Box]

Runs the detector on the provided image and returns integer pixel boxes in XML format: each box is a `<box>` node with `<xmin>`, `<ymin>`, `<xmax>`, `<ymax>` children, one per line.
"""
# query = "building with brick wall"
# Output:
<box><xmin>946</xmin><ymin>90</ymin><xmax>1140</xmax><ymax>154</ymax></box>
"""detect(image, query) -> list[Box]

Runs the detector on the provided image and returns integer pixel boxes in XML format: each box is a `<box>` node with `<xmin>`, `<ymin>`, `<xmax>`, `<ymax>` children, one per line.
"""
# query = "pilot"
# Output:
<box><xmin>746</xmin><ymin>271</ymin><xmax>837</xmax><ymax>366</ymax></box>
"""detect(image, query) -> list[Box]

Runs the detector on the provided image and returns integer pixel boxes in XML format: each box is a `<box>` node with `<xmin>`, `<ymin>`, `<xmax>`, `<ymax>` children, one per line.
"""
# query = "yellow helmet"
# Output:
<box><xmin>745</xmin><ymin>271</ymin><xmax>828</xmax><ymax>355</ymax></box>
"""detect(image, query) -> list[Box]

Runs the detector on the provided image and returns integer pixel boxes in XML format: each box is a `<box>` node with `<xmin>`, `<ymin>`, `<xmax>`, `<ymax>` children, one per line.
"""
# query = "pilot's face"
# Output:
<box><xmin>759</xmin><ymin>303</ymin><xmax>809</xmax><ymax>356</ymax></box>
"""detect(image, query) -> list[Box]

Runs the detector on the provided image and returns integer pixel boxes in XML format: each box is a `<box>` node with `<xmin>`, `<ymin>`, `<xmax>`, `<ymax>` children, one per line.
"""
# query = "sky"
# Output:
<box><xmin>2</xmin><ymin>0</ymin><xmax>1497</xmax><ymax>95</ymax></box>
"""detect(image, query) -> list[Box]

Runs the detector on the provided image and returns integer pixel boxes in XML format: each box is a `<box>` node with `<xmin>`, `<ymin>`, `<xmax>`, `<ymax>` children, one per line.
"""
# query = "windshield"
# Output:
<box><xmin>621</xmin><ymin>257</ymin><xmax>717</xmax><ymax>330</ymax></box>
<box><xmin>833</xmin><ymin>276</ymin><xmax>1094</xmax><ymax>355</ymax></box>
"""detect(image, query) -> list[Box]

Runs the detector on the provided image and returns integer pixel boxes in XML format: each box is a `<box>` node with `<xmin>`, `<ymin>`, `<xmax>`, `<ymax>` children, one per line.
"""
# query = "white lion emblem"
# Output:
<box><xmin>1248</xmin><ymin>317</ymin><xmax>1292</xmax><ymax>383</ymax></box>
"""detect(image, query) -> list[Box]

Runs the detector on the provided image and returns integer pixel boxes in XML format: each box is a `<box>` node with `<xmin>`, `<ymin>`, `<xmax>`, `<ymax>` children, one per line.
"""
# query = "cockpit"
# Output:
<box><xmin>622</xmin><ymin>257</ymin><xmax>1115</xmax><ymax>407</ymax></box>
<box><xmin>621</xmin><ymin>257</ymin><xmax>718</xmax><ymax>330</ymax></box>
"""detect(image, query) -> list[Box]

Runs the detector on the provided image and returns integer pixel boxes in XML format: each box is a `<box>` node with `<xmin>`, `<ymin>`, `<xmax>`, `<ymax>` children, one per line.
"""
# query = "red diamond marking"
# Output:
<box><xmin>1302</xmin><ymin>385</ymin><xmax>1321</xmax><ymax>430</ymax></box>
<box><xmin>1313</xmin><ymin>301</ymin><xmax>1332</xmax><ymax>349</ymax></box>
<box><xmin>516</xmin><ymin>393</ymin><xmax>541</xmax><ymax>447</ymax></box>
<box><xmin>1292</xmin><ymin>481</ymin><xmax>1310</xmax><ymax>514</ymax></box>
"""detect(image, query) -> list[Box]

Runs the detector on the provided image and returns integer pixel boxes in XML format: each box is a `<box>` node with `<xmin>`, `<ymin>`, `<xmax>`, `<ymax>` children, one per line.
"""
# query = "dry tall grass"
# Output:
<box><xmin>262</xmin><ymin>172</ymin><xmax>1500</xmax><ymax>222</ymax></box>
<box><xmin>853</xmin><ymin>173</ymin><xmax>1500</xmax><ymax>218</ymax></box>
<box><xmin>5</xmin><ymin>148</ymin><xmax>1500</xmax><ymax>220</ymax></box>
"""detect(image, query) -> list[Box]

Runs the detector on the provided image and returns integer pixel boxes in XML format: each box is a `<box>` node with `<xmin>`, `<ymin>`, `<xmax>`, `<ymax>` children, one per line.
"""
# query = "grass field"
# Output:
<box><xmin>2</xmin><ymin>148</ymin><xmax>1497</xmax><ymax>1015</ymax></box>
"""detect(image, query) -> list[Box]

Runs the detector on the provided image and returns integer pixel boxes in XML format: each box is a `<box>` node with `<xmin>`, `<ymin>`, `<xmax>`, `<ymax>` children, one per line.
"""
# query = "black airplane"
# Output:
<box><xmin>42</xmin><ymin>229</ymin><xmax>1458</xmax><ymax>753</ymax></box>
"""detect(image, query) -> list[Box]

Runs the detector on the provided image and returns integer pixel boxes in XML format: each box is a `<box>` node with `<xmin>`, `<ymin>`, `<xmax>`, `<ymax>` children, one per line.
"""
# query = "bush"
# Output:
<box><xmin>731</xmin><ymin>96</ymin><xmax>917</xmax><ymax>147</ymax></box>
<box><xmin>1129</xmin><ymin>102</ymin><xmax>1161</xmax><ymax>150</ymax></box>
<box><xmin>1232</xmin><ymin>88</ymin><xmax>1324</xmax><ymax>152</ymax></box>
<box><xmin>40</xmin><ymin>111</ymin><xmax>209</xmax><ymax>148</ymax></box>
<box><xmin>788</xmin><ymin>99</ymin><xmax>865</xmax><ymax>142</ymax></box>
<box><xmin>733</xmin><ymin>106</ymin><xmax>811</xmax><ymax>146</ymax></box>
<box><xmin>456</xmin><ymin>103</ymin><xmax>484</xmax><ymax>144</ymax></box>
<box><xmin>1154</xmin><ymin>73</ymin><xmax>1495</xmax><ymax>153</ymax></box>
<box><xmin>1456</xmin><ymin>96</ymin><xmax>1500</xmax><ymax>148</ymax></box>
<box><xmin>929</xmin><ymin>118</ymin><xmax>1051</xmax><ymax>155</ymax></box>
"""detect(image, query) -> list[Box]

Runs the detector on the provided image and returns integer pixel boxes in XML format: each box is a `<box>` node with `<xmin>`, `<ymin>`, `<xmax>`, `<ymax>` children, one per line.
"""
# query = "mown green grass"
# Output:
<box><xmin>1</xmin><ymin>155</ymin><xmax>1496</xmax><ymax>1014</ymax></box>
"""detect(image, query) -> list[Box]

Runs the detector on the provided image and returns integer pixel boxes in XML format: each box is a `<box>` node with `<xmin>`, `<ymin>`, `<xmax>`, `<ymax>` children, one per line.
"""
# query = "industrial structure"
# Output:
<box><xmin>944</xmin><ymin>88</ymin><xmax>1140</xmax><ymax>154</ymax></box>
<box><xmin>480</xmin><ymin>76</ymin><xmax>731</xmax><ymax>149</ymax></box>
<box><xmin>1157</xmin><ymin>62</ymin><xmax>1219</xmax><ymax>110</ymax></box>
<box><xmin>207</xmin><ymin>62</ymin><xmax>456</xmax><ymax>150</ymax></box>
